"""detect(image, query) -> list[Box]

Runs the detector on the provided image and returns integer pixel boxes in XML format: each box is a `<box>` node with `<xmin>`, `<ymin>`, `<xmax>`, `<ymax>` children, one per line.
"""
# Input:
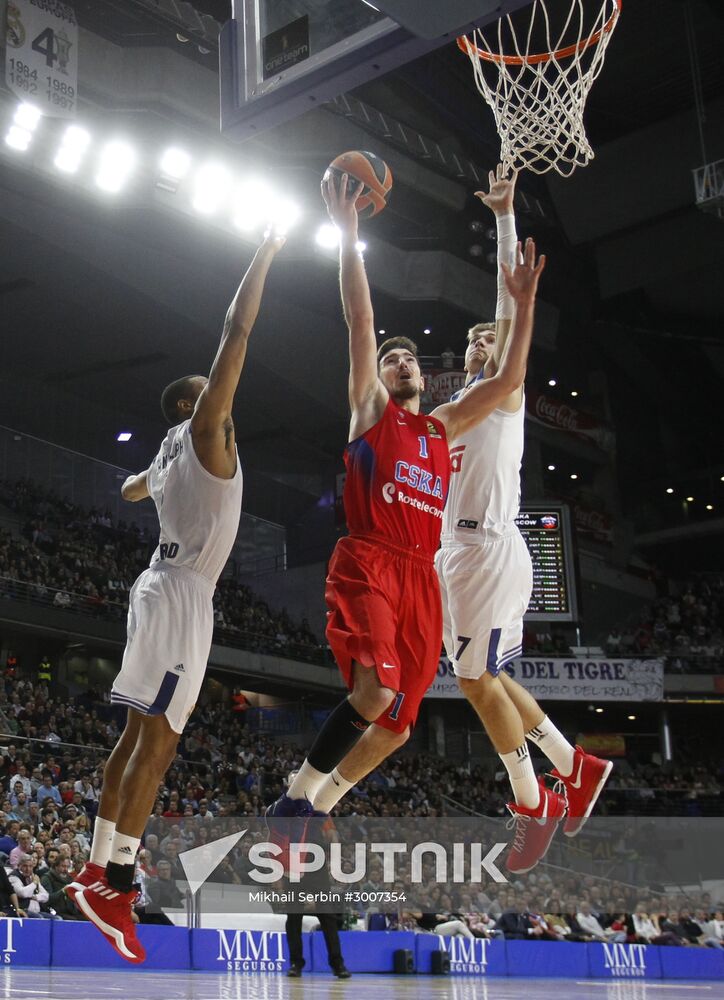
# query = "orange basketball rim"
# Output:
<box><xmin>457</xmin><ymin>0</ymin><xmax>622</xmax><ymax>66</ymax></box>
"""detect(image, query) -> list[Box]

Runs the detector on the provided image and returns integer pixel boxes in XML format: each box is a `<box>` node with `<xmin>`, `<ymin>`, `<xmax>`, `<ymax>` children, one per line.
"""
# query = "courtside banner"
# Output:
<box><xmin>0</xmin><ymin>917</ymin><xmax>51</xmax><ymax>966</ymax></box>
<box><xmin>588</xmin><ymin>941</ymin><xmax>662</xmax><ymax>980</ymax></box>
<box><xmin>427</xmin><ymin>656</ymin><xmax>664</xmax><ymax>701</ymax></box>
<box><xmin>506</xmin><ymin>940</ymin><xmax>590</xmax><ymax>977</ymax></box>
<box><xmin>51</xmin><ymin>921</ymin><xmax>191</xmax><ymax>969</ymax></box>
<box><xmin>312</xmin><ymin>930</ymin><xmax>415</xmax><ymax>973</ymax></box>
<box><xmin>658</xmin><ymin>947</ymin><xmax>724</xmax><ymax>981</ymax></box>
<box><xmin>416</xmin><ymin>933</ymin><xmax>507</xmax><ymax>975</ymax></box>
<box><xmin>191</xmin><ymin>928</ymin><xmax>310</xmax><ymax>972</ymax></box>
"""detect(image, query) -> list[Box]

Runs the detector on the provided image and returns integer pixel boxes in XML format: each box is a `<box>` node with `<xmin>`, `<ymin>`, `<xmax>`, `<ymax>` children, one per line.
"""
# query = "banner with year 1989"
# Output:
<box><xmin>5</xmin><ymin>0</ymin><xmax>78</xmax><ymax>117</ymax></box>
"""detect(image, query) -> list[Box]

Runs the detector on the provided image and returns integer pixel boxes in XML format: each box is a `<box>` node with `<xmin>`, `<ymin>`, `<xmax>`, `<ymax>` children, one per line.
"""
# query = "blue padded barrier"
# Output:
<box><xmin>588</xmin><ymin>941</ymin><xmax>662</xmax><ymax>980</ymax></box>
<box><xmin>505</xmin><ymin>939</ymin><xmax>590</xmax><ymax>977</ymax></box>
<box><xmin>191</xmin><ymin>927</ymin><xmax>310</xmax><ymax>973</ymax></box>
<box><xmin>0</xmin><ymin>918</ymin><xmax>51</xmax><ymax>967</ymax></box>
<box><xmin>415</xmin><ymin>933</ymin><xmax>507</xmax><ymax>975</ymax></box>
<box><xmin>51</xmin><ymin>921</ymin><xmax>191</xmax><ymax>970</ymax></box>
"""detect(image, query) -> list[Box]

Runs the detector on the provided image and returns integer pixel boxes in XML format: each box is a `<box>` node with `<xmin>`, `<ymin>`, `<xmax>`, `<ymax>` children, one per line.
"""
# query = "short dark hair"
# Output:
<box><xmin>160</xmin><ymin>376</ymin><xmax>201</xmax><ymax>425</ymax></box>
<box><xmin>377</xmin><ymin>336</ymin><xmax>418</xmax><ymax>365</ymax></box>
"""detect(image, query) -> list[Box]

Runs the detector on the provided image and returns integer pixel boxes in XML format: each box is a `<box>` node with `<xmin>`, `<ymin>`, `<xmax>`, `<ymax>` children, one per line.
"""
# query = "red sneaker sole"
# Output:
<box><xmin>75</xmin><ymin>890</ymin><xmax>146</xmax><ymax>964</ymax></box>
<box><xmin>564</xmin><ymin>759</ymin><xmax>613</xmax><ymax>837</ymax></box>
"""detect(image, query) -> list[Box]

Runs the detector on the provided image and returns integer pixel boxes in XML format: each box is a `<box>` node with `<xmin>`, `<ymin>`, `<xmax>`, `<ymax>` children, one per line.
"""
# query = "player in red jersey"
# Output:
<box><xmin>268</xmin><ymin>174</ymin><xmax>545</xmax><ymax>822</ymax></box>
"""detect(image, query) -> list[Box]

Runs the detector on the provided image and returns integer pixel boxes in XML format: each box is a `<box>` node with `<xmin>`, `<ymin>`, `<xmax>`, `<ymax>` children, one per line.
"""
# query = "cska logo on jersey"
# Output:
<box><xmin>426</xmin><ymin>421</ymin><xmax>442</xmax><ymax>439</ymax></box>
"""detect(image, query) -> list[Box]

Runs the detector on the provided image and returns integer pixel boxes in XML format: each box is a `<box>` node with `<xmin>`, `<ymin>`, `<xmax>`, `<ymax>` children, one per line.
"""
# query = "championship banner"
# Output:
<box><xmin>428</xmin><ymin>656</ymin><xmax>664</xmax><ymax>702</ymax></box>
<box><xmin>525</xmin><ymin>390</ymin><xmax>615</xmax><ymax>452</ymax></box>
<box><xmin>5</xmin><ymin>0</ymin><xmax>78</xmax><ymax>117</ymax></box>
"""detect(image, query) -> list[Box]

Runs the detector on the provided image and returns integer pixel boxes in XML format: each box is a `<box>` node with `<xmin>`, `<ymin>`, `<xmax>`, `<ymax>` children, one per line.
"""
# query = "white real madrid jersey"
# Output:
<box><xmin>146</xmin><ymin>419</ymin><xmax>243</xmax><ymax>583</ymax></box>
<box><xmin>441</xmin><ymin>374</ymin><xmax>525</xmax><ymax>545</ymax></box>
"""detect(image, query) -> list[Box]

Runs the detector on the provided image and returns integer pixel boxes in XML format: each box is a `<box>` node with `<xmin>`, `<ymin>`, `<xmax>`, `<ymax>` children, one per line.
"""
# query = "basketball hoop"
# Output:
<box><xmin>458</xmin><ymin>0</ymin><xmax>622</xmax><ymax>176</ymax></box>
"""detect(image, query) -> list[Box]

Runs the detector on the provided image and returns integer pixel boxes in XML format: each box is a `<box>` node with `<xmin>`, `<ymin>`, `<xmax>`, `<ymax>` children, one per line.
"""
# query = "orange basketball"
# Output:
<box><xmin>324</xmin><ymin>150</ymin><xmax>392</xmax><ymax>219</ymax></box>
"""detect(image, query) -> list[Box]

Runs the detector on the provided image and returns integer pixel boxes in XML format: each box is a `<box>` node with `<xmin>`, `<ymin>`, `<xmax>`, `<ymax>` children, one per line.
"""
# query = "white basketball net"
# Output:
<box><xmin>460</xmin><ymin>0</ymin><xmax>621</xmax><ymax>176</ymax></box>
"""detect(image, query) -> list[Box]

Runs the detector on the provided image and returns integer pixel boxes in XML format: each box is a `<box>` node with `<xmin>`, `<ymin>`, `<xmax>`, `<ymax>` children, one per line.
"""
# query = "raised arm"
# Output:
<box><xmin>477</xmin><ymin>165</ymin><xmax>520</xmax><ymax>409</ymax></box>
<box><xmin>121</xmin><ymin>470</ymin><xmax>149</xmax><ymax>502</ymax></box>
<box><xmin>191</xmin><ymin>233</ymin><xmax>285</xmax><ymax>478</ymax></box>
<box><xmin>432</xmin><ymin>238</ymin><xmax>545</xmax><ymax>442</ymax></box>
<box><xmin>322</xmin><ymin>173</ymin><xmax>387</xmax><ymax>439</ymax></box>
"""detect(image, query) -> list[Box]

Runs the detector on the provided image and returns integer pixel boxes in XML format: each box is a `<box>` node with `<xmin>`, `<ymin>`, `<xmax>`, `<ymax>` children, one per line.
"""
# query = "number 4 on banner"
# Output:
<box><xmin>32</xmin><ymin>27</ymin><xmax>58</xmax><ymax>67</ymax></box>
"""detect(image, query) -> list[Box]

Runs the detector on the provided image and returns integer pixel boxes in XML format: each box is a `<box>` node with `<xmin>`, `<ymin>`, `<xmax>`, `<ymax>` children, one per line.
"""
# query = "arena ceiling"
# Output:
<box><xmin>0</xmin><ymin>0</ymin><xmax>723</xmax><ymax>534</ymax></box>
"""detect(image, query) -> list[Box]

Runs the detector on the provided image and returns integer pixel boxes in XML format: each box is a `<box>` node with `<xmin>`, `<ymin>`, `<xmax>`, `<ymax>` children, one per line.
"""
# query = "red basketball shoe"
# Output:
<box><xmin>75</xmin><ymin>879</ymin><xmax>146</xmax><ymax>964</ymax></box>
<box><xmin>505</xmin><ymin>780</ymin><xmax>566</xmax><ymax>874</ymax></box>
<box><xmin>552</xmin><ymin>746</ymin><xmax>613</xmax><ymax>837</ymax></box>
<box><xmin>64</xmin><ymin>861</ymin><xmax>105</xmax><ymax>904</ymax></box>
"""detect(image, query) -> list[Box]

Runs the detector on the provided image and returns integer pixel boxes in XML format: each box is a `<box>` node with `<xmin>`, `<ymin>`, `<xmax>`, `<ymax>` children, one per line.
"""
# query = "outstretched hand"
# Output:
<box><xmin>475</xmin><ymin>162</ymin><xmax>516</xmax><ymax>216</ymax></box>
<box><xmin>261</xmin><ymin>231</ymin><xmax>286</xmax><ymax>254</ymax></box>
<box><xmin>321</xmin><ymin>171</ymin><xmax>362</xmax><ymax>235</ymax></box>
<box><xmin>501</xmin><ymin>237</ymin><xmax>546</xmax><ymax>302</ymax></box>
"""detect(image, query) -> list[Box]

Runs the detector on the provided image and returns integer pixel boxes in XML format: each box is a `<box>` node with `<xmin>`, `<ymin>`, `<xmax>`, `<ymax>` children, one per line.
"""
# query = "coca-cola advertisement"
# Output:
<box><xmin>573</xmin><ymin>501</ymin><xmax>614</xmax><ymax>544</ymax></box>
<box><xmin>526</xmin><ymin>390</ymin><xmax>615</xmax><ymax>452</ymax></box>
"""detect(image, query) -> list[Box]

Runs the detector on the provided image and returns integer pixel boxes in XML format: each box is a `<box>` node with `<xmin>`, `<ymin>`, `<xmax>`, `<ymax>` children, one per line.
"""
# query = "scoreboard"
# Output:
<box><xmin>515</xmin><ymin>506</ymin><xmax>578</xmax><ymax>621</ymax></box>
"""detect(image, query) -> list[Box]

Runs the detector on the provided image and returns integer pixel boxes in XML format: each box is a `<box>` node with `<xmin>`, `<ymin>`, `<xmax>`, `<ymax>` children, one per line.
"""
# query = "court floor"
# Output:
<box><xmin>0</xmin><ymin>970</ymin><xmax>721</xmax><ymax>1000</ymax></box>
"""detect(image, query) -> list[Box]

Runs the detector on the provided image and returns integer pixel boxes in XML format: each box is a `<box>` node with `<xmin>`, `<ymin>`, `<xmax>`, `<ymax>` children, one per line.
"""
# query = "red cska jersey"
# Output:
<box><xmin>343</xmin><ymin>397</ymin><xmax>450</xmax><ymax>557</ymax></box>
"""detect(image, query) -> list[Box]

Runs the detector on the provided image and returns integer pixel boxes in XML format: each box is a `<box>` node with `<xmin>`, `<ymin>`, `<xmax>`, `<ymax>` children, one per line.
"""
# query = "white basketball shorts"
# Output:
<box><xmin>111</xmin><ymin>564</ymin><xmax>215</xmax><ymax>734</ymax></box>
<box><xmin>435</xmin><ymin>530</ymin><xmax>533</xmax><ymax>680</ymax></box>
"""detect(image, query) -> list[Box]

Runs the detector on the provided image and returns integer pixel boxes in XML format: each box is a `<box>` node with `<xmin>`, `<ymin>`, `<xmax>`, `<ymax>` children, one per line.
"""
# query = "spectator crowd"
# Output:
<box><xmin>0</xmin><ymin>477</ymin><xmax>323</xmax><ymax>663</ymax></box>
<box><xmin>606</xmin><ymin>574</ymin><xmax>724</xmax><ymax>670</ymax></box>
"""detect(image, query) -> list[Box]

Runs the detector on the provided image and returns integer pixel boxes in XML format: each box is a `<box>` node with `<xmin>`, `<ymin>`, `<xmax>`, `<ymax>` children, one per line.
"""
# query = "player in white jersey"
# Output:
<box><xmin>69</xmin><ymin>232</ymin><xmax>285</xmax><ymax>962</ymax></box>
<box><xmin>436</xmin><ymin>167</ymin><xmax>611</xmax><ymax>875</ymax></box>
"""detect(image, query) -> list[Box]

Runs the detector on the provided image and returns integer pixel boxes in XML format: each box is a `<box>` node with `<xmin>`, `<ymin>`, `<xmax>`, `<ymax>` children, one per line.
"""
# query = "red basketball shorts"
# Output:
<box><xmin>325</xmin><ymin>534</ymin><xmax>443</xmax><ymax>734</ymax></box>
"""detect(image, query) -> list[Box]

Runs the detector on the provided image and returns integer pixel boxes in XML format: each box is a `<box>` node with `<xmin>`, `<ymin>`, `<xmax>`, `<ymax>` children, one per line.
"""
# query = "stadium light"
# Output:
<box><xmin>54</xmin><ymin>125</ymin><xmax>91</xmax><ymax>174</ymax></box>
<box><xmin>4</xmin><ymin>126</ymin><xmax>32</xmax><ymax>151</ymax></box>
<box><xmin>315</xmin><ymin>223</ymin><xmax>340</xmax><ymax>249</ymax></box>
<box><xmin>14</xmin><ymin>103</ymin><xmax>42</xmax><ymax>131</ymax></box>
<box><xmin>571</xmin><ymin>390</ymin><xmax>579</xmax><ymax>397</ymax></box>
<box><xmin>160</xmin><ymin>147</ymin><xmax>191</xmax><ymax>181</ymax></box>
<box><xmin>686</xmin><ymin>496</ymin><xmax>694</xmax><ymax>503</ymax></box>
<box><xmin>378</xmin><ymin>329</ymin><xmax>386</xmax><ymax>336</ymax></box>
<box><xmin>547</xmin><ymin>464</ymin><xmax>556</xmax><ymax>471</ymax></box>
<box><xmin>269</xmin><ymin>197</ymin><xmax>301</xmax><ymax>235</ymax></box>
<box><xmin>116</xmin><ymin>432</ymin><xmax>132</xmax><ymax>442</ymax></box>
<box><xmin>706</xmin><ymin>504</ymin><xmax>713</xmax><ymax>511</ymax></box>
<box><xmin>666</xmin><ymin>488</ymin><xmax>674</xmax><ymax>494</ymax></box>
<box><xmin>595</xmin><ymin>707</ymin><xmax>604</xmax><ymax>714</ymax></box>
<box><xmin>570</xmin><ymin>473</ymin><xmax>578</xmax><ymax>480</ymax></box>
<box><xmin>627</xmin><ymin>714</ymin><xmax>636</xmax><ymax>721</ymax></box>
<box><xmin>233</xmin><ymin>180</ymin><xmax>274</xmax><ymax>231</ymax></box>
<box><xmin>548</xmin><ymin>378</ymin><xmax>557</xmax><ymax>387</ymax></box>
<box><xmin>355</xmin><ymin>240</ymin><xmax>367</xmax><ymax>253</ymax></box>
<box><xmin>423</xmin><ymin>328</ymin><xmax>431</xmax><ymax>335</ymax></box>
<box><xmin>192</xmin><ymin>162</ymin><xmax>231</xmax><ymax>215</ymax></box>
<box><xmin>96</xmin><ymin>141</ymin><xmax>136</xmax><ymax>193</ymax></box>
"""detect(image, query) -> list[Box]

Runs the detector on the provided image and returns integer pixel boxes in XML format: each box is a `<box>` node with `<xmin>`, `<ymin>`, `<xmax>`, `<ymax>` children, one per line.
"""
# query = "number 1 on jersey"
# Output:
<box><xmin>418</xmin><ymin>435</ymin><xmax>428</xmax><ymax>459</ymax></box>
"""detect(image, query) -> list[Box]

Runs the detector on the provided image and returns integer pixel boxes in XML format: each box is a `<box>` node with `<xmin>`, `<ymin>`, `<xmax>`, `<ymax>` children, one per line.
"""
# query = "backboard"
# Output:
<box><xmin>220</xmin><ymin>0</ymin><xmax>533</xmax><ymax>141</ymax></box>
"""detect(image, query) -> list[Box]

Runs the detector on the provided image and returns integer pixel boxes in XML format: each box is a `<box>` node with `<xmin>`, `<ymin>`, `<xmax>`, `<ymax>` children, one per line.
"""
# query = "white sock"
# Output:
<box><xmin>89</xmin><ymin>817</ymin><xmax>116</xmax><ymax>867</ymax></box>
<box><xmin>499</xmin><ymin>744</ymin><xmax>540</xmax><ymax>809</ymax></box>
<box><xmin>527</xmin><ymin>716</ymin><xmax>575</xmax><ymax>776</ymax></box>
<box><xmin>287</xmin><ymin>760</ymin><xmax>329</xmax><ymax>803</ymax></box>
<box><xmin>109</xmin><ymin>831</ymin><xmax>140</xmax><ymax>867</ymax></box>
<box><xmin>313</xmin><ymin>768</ymin><xmax>355</xmax><ymax>813</ymax></box>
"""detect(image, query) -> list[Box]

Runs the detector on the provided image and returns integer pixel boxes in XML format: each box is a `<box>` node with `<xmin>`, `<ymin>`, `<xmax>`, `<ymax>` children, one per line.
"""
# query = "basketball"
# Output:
<box><xmin>324</xmin><ymin>150</ymin><xmax>392</xmax><ymax>219</ymax></box>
